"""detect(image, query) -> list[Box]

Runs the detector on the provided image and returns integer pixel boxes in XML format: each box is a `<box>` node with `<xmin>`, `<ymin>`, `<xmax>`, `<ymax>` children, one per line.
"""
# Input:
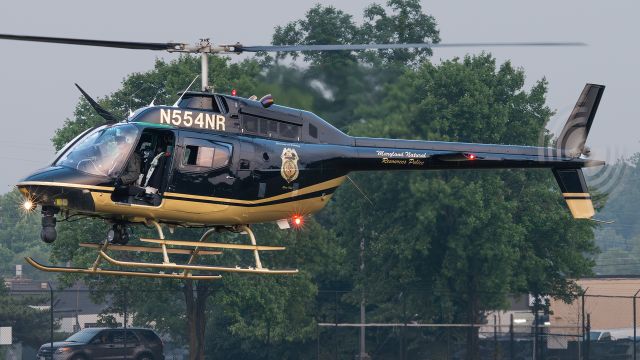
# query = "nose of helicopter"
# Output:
<box><xmin>16</xmin><ymin>165</ymin><xmax>111</xmax><ymax>213</ymax></box>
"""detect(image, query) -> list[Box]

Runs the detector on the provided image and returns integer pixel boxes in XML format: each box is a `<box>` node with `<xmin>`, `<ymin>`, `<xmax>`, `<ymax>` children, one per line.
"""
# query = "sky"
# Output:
<box><xmin>0</xmin><ymin>0</ymin><xmax>637</xmax><ymax>191</ymax></box>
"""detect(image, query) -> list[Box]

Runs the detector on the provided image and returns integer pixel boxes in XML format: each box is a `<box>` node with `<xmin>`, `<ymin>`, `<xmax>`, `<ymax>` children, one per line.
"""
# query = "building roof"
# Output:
<box><xmin>6</xmin><ymin>278</ymin><xmax>109</xmax><ymax>315</ymax></box>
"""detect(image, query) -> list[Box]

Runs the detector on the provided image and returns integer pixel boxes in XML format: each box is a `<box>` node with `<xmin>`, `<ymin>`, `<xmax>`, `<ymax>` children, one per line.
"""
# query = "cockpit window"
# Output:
<box><xmin>56</xmin><ymin>124</ymin><xmax>140</xmax><ymax>178</ymax></box>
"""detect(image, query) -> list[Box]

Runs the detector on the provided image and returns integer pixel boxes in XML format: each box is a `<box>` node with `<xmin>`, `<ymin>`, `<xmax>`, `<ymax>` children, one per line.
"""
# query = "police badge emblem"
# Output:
<box><xmin>280</xmin><ymin>148</ymin><xmax>300</xmax><ymax>183</ymax></box>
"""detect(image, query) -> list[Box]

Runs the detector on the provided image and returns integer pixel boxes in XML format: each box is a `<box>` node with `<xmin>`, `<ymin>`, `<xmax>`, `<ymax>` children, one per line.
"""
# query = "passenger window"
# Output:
<box><xmin>280</xmin><ymin>122</ymin><xmax>300</xmax><ymax>139</ymax></box>
<box><xmin>258</xmin><ymin>119</ymin><xmax>279</xmax><ymax>137</ymax></box>
<box><xmin>184</xmin><ymin>145</ymin><xmax>214</xmax><ymax>167</ymax></box>
<box><xmin>259</xmin><ymin>119</ymin><xmax>268</xmax><ymax>135</ymax></box>
<box><xmin>182</xmin><ymin>138</ymin><xmax>232</xmax><ymax>170</ymax></box>
<box><xmin>309</xmin><ymin>123</ymin><xmax>318</xmax><ymax>138</ymax></box>
<box><xmin>268</xmin><ymin>120</ymin><xmax>278</xmax><ymax>135</ymax></box>
<box><xmin>243</xmin><ymin>116</ymin><xmax>259</xmax><ymax>133</ymax></box>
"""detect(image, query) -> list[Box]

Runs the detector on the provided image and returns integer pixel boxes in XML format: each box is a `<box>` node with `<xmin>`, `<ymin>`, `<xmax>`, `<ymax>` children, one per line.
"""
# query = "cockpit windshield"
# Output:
<box><xmin>56</xmin><ymin>124</ymin><xmax>139</xmax><ymax>178</ymax></box>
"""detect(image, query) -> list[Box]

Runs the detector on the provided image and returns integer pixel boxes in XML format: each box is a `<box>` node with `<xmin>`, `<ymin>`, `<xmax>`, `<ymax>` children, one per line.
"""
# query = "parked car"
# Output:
<box><xmin>37</xmin><ymin>327</ymin><xmax>164</xmax><ymax>360</ymax></box>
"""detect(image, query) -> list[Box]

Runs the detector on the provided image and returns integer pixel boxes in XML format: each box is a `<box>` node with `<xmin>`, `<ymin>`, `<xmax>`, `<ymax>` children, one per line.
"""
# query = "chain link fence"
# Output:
<box><xmin>2</xmin><ymin>284</ymin><xmax>640</xmax><ymax>359</ymax></box>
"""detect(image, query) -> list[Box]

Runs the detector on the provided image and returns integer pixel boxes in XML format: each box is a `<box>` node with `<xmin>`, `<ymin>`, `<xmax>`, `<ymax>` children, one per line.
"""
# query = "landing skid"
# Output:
<box><xmin>26</xmin><ymin>222</ymin><xmax>298</xmax><ymax>280</ymax></box>
<box><xmin>25</xmin><ymin>257</ymin><xmax>221</xmax><ymax>280</ymax></box>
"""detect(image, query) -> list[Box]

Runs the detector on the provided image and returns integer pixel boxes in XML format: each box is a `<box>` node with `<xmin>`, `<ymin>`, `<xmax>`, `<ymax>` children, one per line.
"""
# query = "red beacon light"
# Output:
<box><xmin>464</xmin><ymin>153</ymin><xmax>477</xmax><ymax>160</ymax></box>
<box><xmin>291</xmin><ymin>215</ymin><xmax>304</xmax><ymax>228</ymax></box>
<box><xmin>231</xmin><ymin>89</ymin><xmax>237</xmax><ymax>96</ymax></box>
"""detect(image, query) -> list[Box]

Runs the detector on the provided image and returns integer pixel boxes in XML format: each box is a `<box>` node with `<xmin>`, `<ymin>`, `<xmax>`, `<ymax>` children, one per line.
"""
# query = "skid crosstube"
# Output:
<box><xmin>25</xmin><ymin>257</ymin><xmax>221</xmax><ymax>280</ymax></box>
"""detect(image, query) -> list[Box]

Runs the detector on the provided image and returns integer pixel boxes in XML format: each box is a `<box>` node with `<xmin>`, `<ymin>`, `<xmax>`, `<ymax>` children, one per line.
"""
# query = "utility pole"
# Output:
<box><xmin>48</xmin><ymin>282</ymin><xmax>53</xmax><ymax>353</ymax></box>
<box><xmin>634</xmin><ymin>289</ymin><xmax>639</xmax><ymax>360</ymax></box>
<box><xmin>359</xmin><ymin>225</ymin><xmax>369</xmax><ymax>360</ymax></box>
<box><xmin>581</xmin><ymin>288</ymin><xmax>588</xmax><ymax>360</ymax></box>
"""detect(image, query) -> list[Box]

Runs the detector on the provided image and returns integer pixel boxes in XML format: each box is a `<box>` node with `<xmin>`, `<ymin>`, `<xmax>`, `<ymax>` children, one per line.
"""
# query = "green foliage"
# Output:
<box><xmin>0</xmin><ymin>189</ymin><xmax>50</xmax><ymax>280</ymax></box>
<box><xmin>0</xmin><ymin>280</ymin><xmax>51</xmax><ymax>348</ymax></box>
<box><xmin>272</xmin><ymin>1</ymin><xmax>440</xmax><ymax>130</ymax></box>
<box><xmin>325</xmin><ymin>54</ymin><xmax>596</xmax><ymax>326</ymax></box>
<box><xmin>360</xmin><ymin>0</ymin><xmax>440</xmax><ymax>64</ymax></box>
<box><xmin>592</xmin><ymin>156</ymin><xmax>640</xmax><ymax>275</ymax></box>
<box><xmin>273</xmin><ymin>0</ymin><xmax>439</xmax><ymax>65</ymax></box>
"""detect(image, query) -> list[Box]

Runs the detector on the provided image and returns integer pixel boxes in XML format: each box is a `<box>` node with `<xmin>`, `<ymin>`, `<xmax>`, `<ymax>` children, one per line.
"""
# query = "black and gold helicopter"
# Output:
<box><xmin>0</xmin><ymin>34</ymin><xmax>604</xmax><ymax>280</ymax></box>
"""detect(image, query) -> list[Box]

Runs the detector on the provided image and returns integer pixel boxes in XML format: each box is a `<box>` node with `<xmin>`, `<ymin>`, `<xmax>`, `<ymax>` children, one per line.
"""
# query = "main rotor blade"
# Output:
<box><xmin>237</xmin><ymin>41</ymin><xmax>586</xmax><ymax>52</ymax></box>
<box><xmin>0</xmin><ymin>33</ymin><xmax>183</xmax><ymax>51</ymax></box>
<box><xmin>75</xmin><ymin>84</ymin><xmax>120</xmax><ymax>124</ymax></box>
<box><xmin>0</xmin><ymin>33</ymin><xmax>585</xmax><ymax>54</ymax></box>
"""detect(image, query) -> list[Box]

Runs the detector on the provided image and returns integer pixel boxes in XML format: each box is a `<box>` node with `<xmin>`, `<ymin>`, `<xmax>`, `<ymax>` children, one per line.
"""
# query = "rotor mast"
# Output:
<box><xmin>198</xmin><ymin>39</ymin><xmax>211</xmax><ymax>92</ymax></box>
<box><xmin>201</xmin><ymin>52</ymin><xmax>209</xmax><ymax>92</ymax></box>
<box><xmin>168</xmin><ymin>38</ymin><xmax>241</xmax><ymax>93</ymax></box>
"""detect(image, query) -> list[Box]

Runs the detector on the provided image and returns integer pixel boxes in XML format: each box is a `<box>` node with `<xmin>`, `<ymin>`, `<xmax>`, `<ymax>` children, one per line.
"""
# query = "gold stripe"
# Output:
<box><xmin>17</xmin><ymin>181</ymin><xmax>115</xmax><ymax>192</ymax></box>
<box><xmin>17</xmin><ymin>176</ymin><xmax>346</xmax><ymax>206</ymax></box>
<box><xmin>565</xmin><ymin>198</ymin><xmax>595</xmax><ymax>219</ymax></box>
<box><xmin>163</xmin><ymin>176</ymin><xmax>346</xmax><ymax>205</ymax></box>
<box><xmin>92</xmin><ymin>191</ymin><xmax>335</xmax><ymax>225</ymax></box>
<box><xmin>20</xmin><ymin>178</ymin><xmax>343</xmax><ymax>225</ymax></box>
<box><xmin>562</xmin><ymin>192</ymin><xmax>590</xmax><ymax>197</ymax></box>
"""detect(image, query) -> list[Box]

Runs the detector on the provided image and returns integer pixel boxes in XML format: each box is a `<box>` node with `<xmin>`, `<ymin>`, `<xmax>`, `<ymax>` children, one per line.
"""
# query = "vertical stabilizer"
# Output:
<box><xmin>556</xmin><ymin>84</ymin><xmax>605</xmax><ymax>157</ymax></box>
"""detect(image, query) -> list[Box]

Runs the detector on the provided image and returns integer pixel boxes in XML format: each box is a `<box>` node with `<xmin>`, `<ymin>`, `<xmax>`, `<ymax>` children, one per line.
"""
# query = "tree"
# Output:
<box><xmin>271</xmin><ymin>0</ymin><xmax>440</xmax><ymax>130</ymax></box>
<box><xmin>321</xmin><ymin>54</ymin><xmax>598</xmax><ymax>358</ymax></box>
<box><xmin>592</xmin><ymin>157</ymin><xmax>640</xmax><ymax>275</ymax></box>
<box><xmin>0</xmin><ymin>279</ymin><xmax>51</xmax><ymax>348</ymax></box>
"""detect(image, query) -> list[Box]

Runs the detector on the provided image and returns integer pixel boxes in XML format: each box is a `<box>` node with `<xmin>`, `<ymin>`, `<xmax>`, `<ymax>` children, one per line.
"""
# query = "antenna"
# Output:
<box><xmin>127</xmin><ymin>83</ymin><xmax>149</xmax><ymax>114</ymax></box>
<box><xmin>149</xmin><ymin>87</ymin><xmax>163</xmax><ymax>106</ymax></box>
<box><xmin>173</xmin><ymin>75</ymin><xmax>200</xmax><ymax>107</ymax></box>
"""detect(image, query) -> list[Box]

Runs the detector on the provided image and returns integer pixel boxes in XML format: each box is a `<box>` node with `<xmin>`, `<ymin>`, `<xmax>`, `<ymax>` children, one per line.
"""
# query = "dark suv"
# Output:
<box><xmin>37</xmin><ymin>327</ymin><xmax>164</xmax><ymax>360</ymax></box>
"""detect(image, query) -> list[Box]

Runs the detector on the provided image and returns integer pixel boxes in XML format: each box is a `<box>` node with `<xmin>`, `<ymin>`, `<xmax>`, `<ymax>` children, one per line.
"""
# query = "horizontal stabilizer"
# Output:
<box><xmin>552</xmin><ymin>168</ymin><xmax>594</xmax><ymax>219</ymax></box>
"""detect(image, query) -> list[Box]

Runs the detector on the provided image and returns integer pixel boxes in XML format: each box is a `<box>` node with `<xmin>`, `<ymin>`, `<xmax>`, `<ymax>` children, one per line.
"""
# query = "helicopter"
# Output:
<box><xmin>0</xmin><ymin>34</ymin><xmax>605</xmax><ymax>280</ymax></box>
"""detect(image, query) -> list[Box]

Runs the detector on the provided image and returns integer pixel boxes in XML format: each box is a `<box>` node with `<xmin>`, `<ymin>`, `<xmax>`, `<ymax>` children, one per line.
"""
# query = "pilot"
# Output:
<box><xmin>113</xmin><ymin>135</ymin><xmax>141</xmax><ymax>186</ymax></box>
<box><xmin>143</xmin><ymin>142</ymin><xmax>169</xmax><ymax>191</ymax></box>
